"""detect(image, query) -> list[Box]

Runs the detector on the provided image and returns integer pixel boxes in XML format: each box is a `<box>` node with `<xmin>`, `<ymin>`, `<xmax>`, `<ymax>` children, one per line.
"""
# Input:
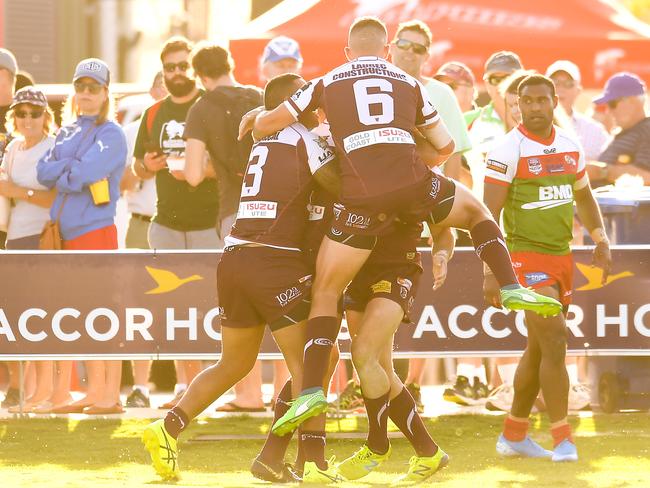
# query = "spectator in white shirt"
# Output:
<box><xmin>546</xmin><ymin>60</ymin><xmax>610</xmax><ymax>161</ymax></box>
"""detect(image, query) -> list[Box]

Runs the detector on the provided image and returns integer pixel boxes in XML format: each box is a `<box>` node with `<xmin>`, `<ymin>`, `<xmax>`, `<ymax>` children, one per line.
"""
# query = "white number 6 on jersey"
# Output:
<box><xmin>241</xmin><ymin>145</ymin><xmax>268</xmax><ymax>197</ymax></box>
<box><xmin>353</xmin><ymin>79</ymin><xmax>394</xmax><ymax>125</ymax></box>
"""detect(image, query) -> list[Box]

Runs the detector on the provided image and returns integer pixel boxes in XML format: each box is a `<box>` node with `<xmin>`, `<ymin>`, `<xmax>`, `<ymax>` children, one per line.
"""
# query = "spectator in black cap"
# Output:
<box><xmin>589</xmin><ymin>72</ymin><xmax>650</xmax><ymax>185</ymax></box>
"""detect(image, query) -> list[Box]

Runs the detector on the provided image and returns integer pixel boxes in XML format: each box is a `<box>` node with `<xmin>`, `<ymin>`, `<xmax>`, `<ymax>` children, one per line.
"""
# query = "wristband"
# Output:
<box><xmin>590</xmin><ymin>227</ymin><xmax>609</xmax><ymax>245</ymax></box>
<box><xmin>433</xmin><ymin>250</ymin><xmax>449</xmax><ymax>262</ymax></box>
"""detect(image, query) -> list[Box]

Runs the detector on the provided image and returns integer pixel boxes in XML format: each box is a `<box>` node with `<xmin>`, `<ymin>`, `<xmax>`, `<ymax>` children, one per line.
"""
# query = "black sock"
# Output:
<box><xmin>295</xmin><ymin>427</ymin><xmax>306</xmax><ymax>472</ymax></box>
<box><xmin>363</xmin><ymin>391</ymin><xmax>390</xmax><ymax>455</ymax></box>
<box><xmin>301</xmin><ymin>316</ymin><xmax>340</xmax><ymax>393</ymax></box>
<box><xmin>388</xmin><ymin>387</ymin><xmax>438</xmax><ymax>457</ymax></box>
<box><xmin>470</xmin><ymin>220</ymin><xmax>518</xmax><ymax>288</ymax></box>
<box><xmin>301</xmin><ymin>430</ymin><xmax>327</xmax><ymax>470</ymax></box>
<box><xmin>259</xmin><ymin>380</ymin><xmax>294</xmax><ymax>466</ymax></box>
<box><xmin>164</xmin><ymin>406</ymin><xmax>189</xmax><ymax>440</ymax></box>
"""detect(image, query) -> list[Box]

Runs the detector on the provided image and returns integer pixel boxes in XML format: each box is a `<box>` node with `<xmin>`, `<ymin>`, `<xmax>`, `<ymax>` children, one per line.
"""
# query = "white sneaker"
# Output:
<box><xmin>568</xmin><ymin>383</ymin><xmax>591</xmax><ymax>411</ymax></box>
<box><xmin>486</xmin><ymin>384</ymin><xmax>514</xmax><ymax>412</ymax></box>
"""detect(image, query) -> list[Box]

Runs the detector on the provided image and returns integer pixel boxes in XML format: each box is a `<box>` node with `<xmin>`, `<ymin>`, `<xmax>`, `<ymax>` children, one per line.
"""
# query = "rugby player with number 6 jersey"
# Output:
<box><xmin>141</xmin><ymin>74</ymin><xmax>336</xmax><ymax>482</ymax></box>
<box><xmin>240</xmin><ymin>16</ymin><xmax>563</xmax><ymax>438</ymax></box>
<box><xmin>483</xmin><ymin>74</ymin><xmax>611</xmax><ymax>462</ymax></box>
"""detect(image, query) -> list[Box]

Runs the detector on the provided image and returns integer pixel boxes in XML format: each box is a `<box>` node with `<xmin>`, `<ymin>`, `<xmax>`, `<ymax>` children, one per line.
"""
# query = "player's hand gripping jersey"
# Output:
<box><xmin>485</xmin><ymin>125</ymin><xmax>587</xmax><ymax>255</ymax></box>
<box><xmin>284</xmin><ymin>57</ymin><xmax>440</xmax><ymax>202</ymax></box>
<box><xmin>226</xmin><ymin>123</ymin><xmax>336</xmax><ymax>250</ymax></box>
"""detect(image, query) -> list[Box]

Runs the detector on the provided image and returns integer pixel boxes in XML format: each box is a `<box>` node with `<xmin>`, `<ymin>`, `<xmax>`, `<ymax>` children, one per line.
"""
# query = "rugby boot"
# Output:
<box><xmin>391</xmin><ymin>448</ymin><xmax>449</xmax><ymax>485</ymax></box>
<box><xmin>500</xmin><ymin>286</ymin><xmax>562</xmax><ymax>317</ymax></box>
<box><xmin>338</xmin><ymin>443</ymin><xmax>391</xmax><ymax>480</ymax></box>
<box><xmin>272</xmin><ymin>390</ymin><xmax>328</xmax><ymax>436</ymax></box>
<box><xmin>303</xmin><ymin>456</ymin><xmax>344</xmax><ymax>483</ymax></box>
<box><xmin>142</xmin><ymin>419</ymin><xmax>180</xmax><ymax>480</ymax></box>
<box><xmin>496</xmin><ymin>434</ymin><xmax>552</xmax><ymax>458</ymax></box>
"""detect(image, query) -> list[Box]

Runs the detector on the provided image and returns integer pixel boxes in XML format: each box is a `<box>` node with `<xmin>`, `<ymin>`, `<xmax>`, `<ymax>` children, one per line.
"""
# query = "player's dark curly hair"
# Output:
<box><xmin>517</xmin><ymin>74</ymin><xmax>556</xmax><ymax>98</ymax></box>
<box><xmin>264</xmin><ymin>73</ymin><xmax>303</xmax><ymax>110</ymax></box>
<box><xmin>191</xmin><ymin>43</ymin><xmax>234</xmax><ymax>79</ymax></box>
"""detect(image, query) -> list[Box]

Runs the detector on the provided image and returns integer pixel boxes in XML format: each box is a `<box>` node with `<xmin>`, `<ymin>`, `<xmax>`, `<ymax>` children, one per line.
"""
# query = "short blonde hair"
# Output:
<box><xmin>62</xmin><ymin>85</ymin><xmax>115</xmax><ymax>126</ymax></box>
<box><xmin>7</xmin><ymin>103</ymin><xmax>54</xmax><ymax>137</ymax></box>
<box><xmin>394</xmin><ymin>20</ymin><xmax>432</xmax><ymax>47</ymax></box>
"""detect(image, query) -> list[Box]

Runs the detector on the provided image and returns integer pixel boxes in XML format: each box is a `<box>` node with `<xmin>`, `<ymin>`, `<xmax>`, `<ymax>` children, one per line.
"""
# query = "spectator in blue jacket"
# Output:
<box><xmin>37</xmin><ymin>58</ymin><xmax>127</xmax><ymax>415</ymax></box>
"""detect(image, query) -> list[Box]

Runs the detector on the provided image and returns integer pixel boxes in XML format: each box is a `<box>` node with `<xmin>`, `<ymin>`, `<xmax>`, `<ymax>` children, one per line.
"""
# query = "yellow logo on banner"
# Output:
<box><xmin>145</xmin><ymin>266</ymin><xmax>203</xmax><ymax>294</ymax></box>
<box><xmin>371</xmin><ymin>280</ymin><xmax>392</xmax><ymax>294</ymax></box>
<box><xmin>575</xmin><ymin>262</ymin><xmax>633</xmax><ymax>291</ymax></box>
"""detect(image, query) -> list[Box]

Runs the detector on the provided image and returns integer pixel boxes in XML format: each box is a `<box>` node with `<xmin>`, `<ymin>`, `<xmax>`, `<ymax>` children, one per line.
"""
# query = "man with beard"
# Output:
<box><xmin>484</xmin><ymin>74</ymin><xmax>611</xmax><ymax>462</ymax></box>
<box><xmin>132</xmin><ymin>36</ymin><xmax>216</xmax><ymax>408</ymax></box>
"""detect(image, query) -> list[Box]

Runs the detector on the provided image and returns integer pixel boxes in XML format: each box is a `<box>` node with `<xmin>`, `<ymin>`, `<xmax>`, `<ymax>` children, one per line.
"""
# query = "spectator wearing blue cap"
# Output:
<box><xmin>260</xmin><ymin>36</ymin><xmax>303</xmax><ymax>83</ymax></box>
<box><xmin>589</xmin><ymin>72</ymin><xmax>650</xmax><ymax>185</ymax></box>
<box><xmin>36</xmin><ymin>57</ymin><xmax>127</xmax><ymax>415</ymax></box>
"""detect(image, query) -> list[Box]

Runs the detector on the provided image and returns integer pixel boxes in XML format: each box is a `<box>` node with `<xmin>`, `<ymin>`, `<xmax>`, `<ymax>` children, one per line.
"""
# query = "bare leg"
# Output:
<box><xmin>49</xmin><ymin>361</ymin><xmax>73</xmax><ymax>405</ymax></box>
<box><xmin>231</xmin><ymin>362</ymin><xmax>265</xmax><ymax>409</ymax></box>
<box><xmin>94</xmin><ymin>361</ymin><xmax>123</xmax><ymax>408</ymax></box>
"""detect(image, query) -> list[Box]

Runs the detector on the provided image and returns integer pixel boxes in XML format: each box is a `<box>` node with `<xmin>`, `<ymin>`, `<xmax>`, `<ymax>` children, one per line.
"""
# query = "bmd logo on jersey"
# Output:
<box><xmin>521</xmin><ymin>184</ymin><xmax>573</xmax><ymax>210</ymax></box>
<box><xmin>527</xmin><ymin>158</ymin><xmax>543</xmax><ymax>175</ymax></box>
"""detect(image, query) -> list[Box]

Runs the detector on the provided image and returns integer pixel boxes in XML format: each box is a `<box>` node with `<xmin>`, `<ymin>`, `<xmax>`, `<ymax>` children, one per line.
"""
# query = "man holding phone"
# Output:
<box><xmin>132</xmin><ymin>36</ymin><xmax>218</xmax><ymax>409</ymax></box>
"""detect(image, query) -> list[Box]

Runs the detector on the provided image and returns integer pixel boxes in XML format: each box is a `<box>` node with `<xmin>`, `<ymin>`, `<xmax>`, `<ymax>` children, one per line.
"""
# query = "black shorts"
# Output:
<box><xmin>344</xmin><ymin>258</ymin><xmax>422</xmax><ymax>323</ymax></box>
<box><xmin>217</xmin><ymin>245</ymin><xmax>312</xmax><ymax>331</ymax></box>
<box><xmin>328</xmin><ymin>172</ymin><xmax>456</xmax><ymax>249</ymax></box>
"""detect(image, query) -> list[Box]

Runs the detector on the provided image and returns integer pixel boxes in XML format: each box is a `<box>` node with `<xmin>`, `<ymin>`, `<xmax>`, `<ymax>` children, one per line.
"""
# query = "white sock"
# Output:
<box><xmin>497</xmin><ymin>363</ymin><xmax>518</xmax><ymax>385</ymax></box>
<box><xmin>474</xmin><ymin>365</ymin><xmax>488</xmax><ymax>385</ymax></box>
<box><xmin>566</xmin><ymin>364</ymin><xmax>579</xmax><ymax>384</ymax></box>
<box><xmin>132</xmin><ymin>385</ymin><xmax>150</xmax><ymax>397</ymax></box>
<box><xmin>174</xmin><ymin>383</ymin><xmax>187</xmax><ymax>395</ymax></box>
<box><xmin>456</xmin><ymin>363</ymin><xmax>475</xmax><ymax>380</ymax></box>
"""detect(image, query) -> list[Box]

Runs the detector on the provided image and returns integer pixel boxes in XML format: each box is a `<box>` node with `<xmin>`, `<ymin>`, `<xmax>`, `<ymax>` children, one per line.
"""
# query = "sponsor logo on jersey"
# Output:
<box><xmin>527</xmin><ymin>158</ymin><xmax>543</xmax><ymax>175</ymax></box>
<box><xmin>333</xmin><ymin>203</ymin><xmax>343</xmax><ymax>219</ymax></box>
<box><xmin>330</xmin><ymin>227</ymin><xmax>343</xmax><ymax>236</ymax></box>
<box><xmin>237</xmin><ymin>201</ymin><xmax>278</xmax><ymax>219</ymax></box>
<box><xmin>547</xmin><ymin>163</ymin><xmax>565</xmax><ymax>173</ymax></box>
<box><xmin>406</xmin><ymin>252</ymin><xmax>416</xmax><ymax>261</ymax></box>
<box><xmin>275</xmin><ymin>286</ymin><xmax>302</xmax><ymax>307</ymax></box>
<box><xmin>308</xmin><ymin>204</ymin><xmax>325</xmax><ymax>221</ymax></box>
<box><xmin>290</xmin><ymin>81</ymin><xmax>311</xmax><ymax>102</ymax></box>
<box><xmin>543</xmin><ymin>147</ymin><xmax>556</xmax><ymax>154</ymax></box>
<box><xmin>487</xmin><ymin>159</ymin><xmax>508</xmax><ymax>175</ymax></box>
<box><xmin>524</xmin><ymin>272</ymin><xmax>550</xmax><ymax>286</ymax></box>
<box><xmin>371</xmin><ymin>280</ymin><xmax>392</xmax><ymax>294</ymax></box>
<box><xmin>346</xmin><ymin>213</ymin><xmax>371</xmax><ymax>229</ymax></box>
<box><xmin>430</xmin><ymin>177</ymin><xmax>441</xmax><ymax>199</ymax></box>
<box><xmin>343</xmin><ymin>127</ymin><xmax>414</xmax><ymax>153</ymax></box>
<box><xmin>218</xmin><ymin>306</ymin><xmax>227</xmax><ymax>320</ymax></box>
<box><xmin>565</xmin><ymin>154</ymin><xmax>577</xmax><ymax>166</ymax></box>
<box><xmin>521</xmin><ymin>184</ymin><xmax>573</xmax><ymax>210</ymax></box>
<box><xmin>397</xmin><ymin>278</ymin><xmax>412</xmax><ymax>299</ymax></box>
<box><xmin>298</xmin><ymin>274</ymin><xmax>312</xmax><ymax>284</ymax></box>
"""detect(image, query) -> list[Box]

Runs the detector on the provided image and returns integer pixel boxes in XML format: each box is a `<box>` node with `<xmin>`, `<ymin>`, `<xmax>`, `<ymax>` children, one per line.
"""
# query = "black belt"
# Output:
<box><xmin>131</xmin><ymin>213</ymin><xmax>152</xmax><ymax>222</ymax></box>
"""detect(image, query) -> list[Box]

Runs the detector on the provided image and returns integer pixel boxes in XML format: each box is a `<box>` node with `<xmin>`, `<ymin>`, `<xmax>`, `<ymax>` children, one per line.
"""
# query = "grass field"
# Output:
<box><xmin>1</xmin><ymin>412</ymin><xmax>649</xmax><ymax>487</ymax></box>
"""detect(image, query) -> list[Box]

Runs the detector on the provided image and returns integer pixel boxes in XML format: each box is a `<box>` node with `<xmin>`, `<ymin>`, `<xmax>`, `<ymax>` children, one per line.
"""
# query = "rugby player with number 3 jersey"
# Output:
<box><xmin>242</xmin><ymin>17</ymin><xmax>563</xmax><ymax>438</ymax></box>
<box><xmin>141</xmin><ymin>74</ymin><xmax>336</xmax><ymax>482</ymax></box>
<box><xmin>483</xmin><ymin>75</ymin><xmax>611</xmax><ymax>462</ymax></box>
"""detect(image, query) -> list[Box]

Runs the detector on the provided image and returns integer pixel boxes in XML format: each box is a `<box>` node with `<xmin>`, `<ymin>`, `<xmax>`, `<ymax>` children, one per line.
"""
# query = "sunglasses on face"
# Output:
<box><xmin>486</xmin><ymin>74</ymin><xmax>509</xmax><ymax>86</ymax></box>
<box><xmin>163</xmin><ymin>61</ymin><xmax>190</xmax><ymax>73</ymax></box>
<box><xmin>608</xmin><ymin>98</ymin><xmax>623</xmax><ymax>109</ymax></box>
<box><xmin>74</xmin><ymin>81</ymin><xmax>103</xmax><ymax>94</ymax></box>
<box><xmin>14</xmin><ymin>109</ymin><xmax>44</xmax><ymax>119</ymax></box>
<box><xmin>393</xmin><ymin>38</ymin><xmax>428</xmax><ymax>55</ymax></box>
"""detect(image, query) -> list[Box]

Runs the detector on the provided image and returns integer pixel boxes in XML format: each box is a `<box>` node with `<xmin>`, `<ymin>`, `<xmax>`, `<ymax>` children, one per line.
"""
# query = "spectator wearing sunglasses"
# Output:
<box><xmin>464</xmin><ymin>51</ymin><xmax>522</xmax><ymax>199</ymax></box>
<box><xmin>546</xmin><ymin>60</ymin><xmax>610</xmax><ymax>162</ymax></box>
<box><xmin>131</xmin><ymin>36</ymin><xmax>211</xmax><ymax>409</ymax></box>
<box><xmin>590</xmin><ymin>72</ymin><xmax>650</xmax><ymax>185</ymax></box>
<box><xmin>0</xmin><ymin>87</ymin><xmax>56</xmax><ymax>249</ymax></box>
<box><xmin>36</xmin><ymin>58</ymin><xmax>127</xmax><ymax>415</ymax></box>
<box><xmin>0</xmin><ymin>48</ymin><xmax>18</xmax><ymax>251</ymax></box>
<box><xmin>389</xmin><ymin>20</ymin><xmax>471</xmax><ymax>182</ymax></box>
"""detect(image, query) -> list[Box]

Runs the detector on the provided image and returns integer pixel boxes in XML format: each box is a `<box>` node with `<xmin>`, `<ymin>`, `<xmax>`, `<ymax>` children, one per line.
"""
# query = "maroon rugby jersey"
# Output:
<box><xmin>226</xmin><ymin>123</ymin><xmax>335</xmax><ymax>250</ymax></box>
<box><xmin>284</xmin><ymin>56</ymin><xmax>439</xmax><ymax>202</ymax></box>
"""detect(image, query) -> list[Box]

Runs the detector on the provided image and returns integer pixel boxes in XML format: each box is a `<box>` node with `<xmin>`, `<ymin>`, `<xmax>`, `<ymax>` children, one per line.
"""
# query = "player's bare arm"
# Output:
<box><xmin>419</xmin><ymin>118</ymin><xmax>455</xmax><ymax>165</ymax></box>
<box><xmin>428</xmin><ymin>225</ymin><xmax>456</xmax><ymax>290</ymax></box>
<box><xmin>184</xmin><ymin>138</ymin><xmax>215</xmax><ymax>187</ymax></box>
<box><xmin>251</xmin><ymin>104</ymin><xmax>297</xmax><ymax>141</ymax></box>
<box><xmin>573</xmin><ymin>180</ymin><xmax>612</xmax><ymax>283</ymax></box>
<box><xmin>482</xmin><ymin>181</ymin><xmax>509</xmax><ymax>307</ymax></box>
<box><xmin>238</xmin><ymin>105</ymin><xmax>264</xmax><ymax>140</ymax></box>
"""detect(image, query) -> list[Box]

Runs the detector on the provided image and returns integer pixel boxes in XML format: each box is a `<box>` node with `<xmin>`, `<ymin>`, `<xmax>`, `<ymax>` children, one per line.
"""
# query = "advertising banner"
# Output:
<box><xmin>1</xmin><ymin>247</ymin><xmax>649</xmax><ymax>359</ymax></box>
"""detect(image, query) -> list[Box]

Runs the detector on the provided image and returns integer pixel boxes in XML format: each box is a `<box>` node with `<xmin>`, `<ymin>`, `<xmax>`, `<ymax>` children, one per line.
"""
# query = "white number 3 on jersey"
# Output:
<box><xmin>241</xmin><ymin>145</ymin><xmax>268</xmax><ymax>197</ymax></box>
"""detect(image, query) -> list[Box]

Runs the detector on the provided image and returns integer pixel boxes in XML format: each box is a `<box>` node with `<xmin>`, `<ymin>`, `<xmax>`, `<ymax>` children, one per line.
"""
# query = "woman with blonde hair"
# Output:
<box><xmin>37</xmin><ymin>58</ymin><xmax>127</xmax><ymax>414</ymax></box>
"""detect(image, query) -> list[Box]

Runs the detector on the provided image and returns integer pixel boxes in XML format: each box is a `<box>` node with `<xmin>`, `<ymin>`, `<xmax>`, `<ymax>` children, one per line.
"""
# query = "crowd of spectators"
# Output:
<box><xmin>1</xmin><ymin>15</ymin><xmax>650</xmax><ymax>414</ymax></box>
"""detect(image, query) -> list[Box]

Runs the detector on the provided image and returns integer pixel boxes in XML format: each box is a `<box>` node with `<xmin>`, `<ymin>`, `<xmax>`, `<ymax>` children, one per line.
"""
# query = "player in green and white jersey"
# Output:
<box><xmin>484</xmin><ymin>74</ymin><xmax>611</xmax><ymax>462</ymax></box>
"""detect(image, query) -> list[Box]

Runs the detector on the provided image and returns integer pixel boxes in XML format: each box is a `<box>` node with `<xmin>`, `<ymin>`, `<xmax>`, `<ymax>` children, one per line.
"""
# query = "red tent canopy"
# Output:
<box><xmin>230</xmin><ymin>0</ymin><xmax>650</xmax><ymax>89</ymax></box>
